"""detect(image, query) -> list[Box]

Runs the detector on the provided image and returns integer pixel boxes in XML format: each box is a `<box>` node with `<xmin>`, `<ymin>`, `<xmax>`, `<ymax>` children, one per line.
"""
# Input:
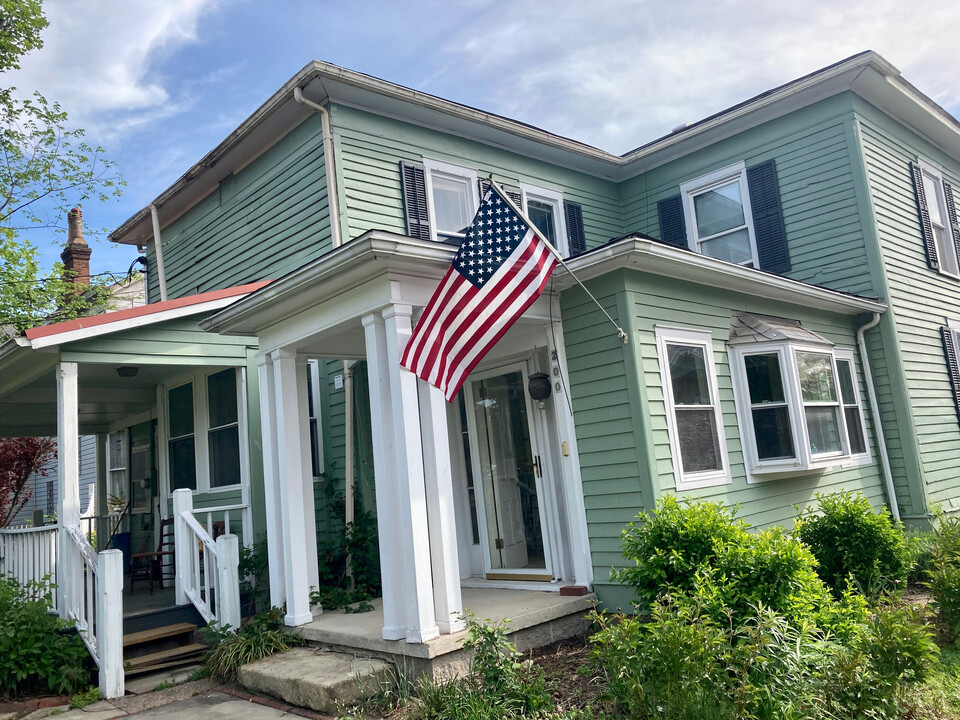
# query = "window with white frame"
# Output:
<box><xmin>917</xmin><ymin>159</ymin><xmax>960</xmax><ymax>277</ymax></box>
<box><xmin>107</xmin><ymin>429</ymin><xmax>129</xmax><ymax>505</ymax></box>
<box><xmin>680</xmin><ymin>162</ymin><xmax>758</xmax><ymax>267</ymax></box>
<box><xmin>167</xmin><ymin>369</ymin><xmax>243</xmax><ymax>493</ymax></box>
<box><xmin>306</xmin><ymin>359</ymin><xmax>325</xmax><ymax>477</ymax></box>
<box><xmin>520</xmin><ymin>183</ymin><xmax>569</xmax><ymax>257</ymax></box>
<box><xmin>834</xmin><ymin>349</ymin><xmax>868</xmax><ymax>458</ymax></box>
<box><xmin>423</xmin><ymin>158</ymin><xmax>479</xmax><ymax>243</ymax></box>
<box><xmin>655</xmin><ymin>327</ymin><xmax>730</xmax><ymax>489</ymax></box>
<box><xmin>731</xmin><ymin>342</ymin><xmax>868</xmax><ymax>477</ymax></box>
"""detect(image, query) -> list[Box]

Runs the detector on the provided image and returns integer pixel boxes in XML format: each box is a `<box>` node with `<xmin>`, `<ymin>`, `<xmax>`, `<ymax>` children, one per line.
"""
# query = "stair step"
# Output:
<box><xmin>125</xmin><ymin>644</ymin><xmax>208</xmax><ymax>676</ymax></box>
<box><xmin>124</xmin><ymin>622</ymin><xmax>198</xmax><ymax>648</ymax></box>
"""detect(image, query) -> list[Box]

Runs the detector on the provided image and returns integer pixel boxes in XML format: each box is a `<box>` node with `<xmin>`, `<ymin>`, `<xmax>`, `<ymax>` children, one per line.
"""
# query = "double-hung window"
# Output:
<box><xmin>680</xmin><ymin>162</ymin><xmax>759</xmax><ymax>267</ymax></box>
<box><xmin>207</xmin><ymin>369</ymin><xmax>241</xmax><ymax>488</ymax></box>
<box><xmin>167</xmin><ymin>382</ymin><xmax>196</xmax><ymax>491</ymax></box>
<box><xmin>306</xmin><ymin>359</ymin><xmax>325</xmax><ymax>477</ymax></box>
<box><xmin>731</xmin><ymin>341</ymin><xmax>867</xmax><ymax>478</ymax></box>
<box><xmin>520</xmin><ymin>183</ymin><xmax>569</xmax><ymax>257</ymax></box>
<box><xmin>914</xmin><ymin>159</ymin><xmax>960</xmax><ymax>277</ymax></box>
<box><xmin>423</xmin><ymin>158</ymin><xmax>479</xmax><ymax>244</ymax></box>
<box><xmin>656</xmin><ymin>327</ymin><xmax>729</xmax><ymax>489</ymax></box>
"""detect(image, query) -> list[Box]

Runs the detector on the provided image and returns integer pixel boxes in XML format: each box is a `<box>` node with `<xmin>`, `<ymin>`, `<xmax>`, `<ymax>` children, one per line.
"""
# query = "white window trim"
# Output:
<box><xmin>834</xmin><ymin>347</ymin><xmax>872</xmax><ymax>466</ymax></box>
<box><xmin>680</xmin><ymin>161</ymin><xmax>759</xmax><ymax>268</ymax></box>
<box><xmin>655</xmin><ymin>326</ymin><xmax>731</xmax><ymax>490</ymax></box>
<box><xmin>422</xmin><ymin>157</ymin><xmax>480</xmax><ymax>244</ymax></box>
<box><xmin>519</xmin><ymin>181</ymin><xmax>569</xmax><ymax>257</ymax></box>
<box><xmin>162</xmin><ymin>368</ymin><xmax>246</xmax><ymax>495</ymax></box>
<box><xmin>730</xmin><ymin>341</ymin><xmax>860</xmax><ymax>482</ymax></box>
<box><xmin>307</xmin><ymin>359</ymin><xmax>325</xmax><ymax>477</ymax></box>
<box><xmin>919</xmin><ymin>157</ymin><xmax>960</xmax><ymax>279</ymax></box>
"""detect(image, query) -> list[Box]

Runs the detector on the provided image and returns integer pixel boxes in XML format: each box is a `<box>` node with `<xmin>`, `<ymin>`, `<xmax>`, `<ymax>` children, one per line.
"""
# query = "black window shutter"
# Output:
<box><xmin>564</xmin><ymin>201</ymin><xmax>586</xmax><ymax>257</ymax></box>
<box><xmin>942</xmin><ymin>180</ymin><xmax>960</xmax><ymax>263</ymax></box>
<box><xmin>941</xmin><ymin>326</ymin><xmax>960</xmax><ymax>424</ymax></box>
<box><xmin>746</xmin><ymin>160</ymin><xmax>791</xmax><ymax>273</ymax></box>
<box><xmin>478</xmin><ymin>179</ymin><xmax>522</xmax><ymax>207</ymax></box>
<box><xmin>911</xmin><ymin>161</ymin><xmax>939</xmax><ymax>270</ymax></box>
<box><xmin>399</xmin><ymin>160</ymin><xmax>431</xmax><ymax>240</ymax></box>
<box><xmin>656</xmin><ymin>195</ymin><xmax>687</xmax><ymax>247</ymax></box>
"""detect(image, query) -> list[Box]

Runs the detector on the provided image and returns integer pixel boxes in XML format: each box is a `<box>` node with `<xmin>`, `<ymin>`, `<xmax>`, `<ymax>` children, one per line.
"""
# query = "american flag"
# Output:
<box><xmin>400</xmin><ymin>182</ymin><xmax>558</xmax><ymax>401</ymax></box>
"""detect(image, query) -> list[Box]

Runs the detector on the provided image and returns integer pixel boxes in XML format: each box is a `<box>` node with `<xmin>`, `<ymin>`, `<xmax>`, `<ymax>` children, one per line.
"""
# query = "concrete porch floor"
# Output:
<box><xmin>298</xmin><ymin>587</ymin><xmax>597</xmax><ymax>680</ymax></box>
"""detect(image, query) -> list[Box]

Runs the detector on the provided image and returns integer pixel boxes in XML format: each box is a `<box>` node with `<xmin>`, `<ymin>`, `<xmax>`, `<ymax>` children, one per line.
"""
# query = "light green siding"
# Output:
<box><xmin>148</xmin><ymin>114</ymin><xmax>331</xmax><ymax>301</ymax></box>
<box><xmin>622</xmin><ymin>94</ymin><xmax>875</xmax><ymax>296</ymax></box>
<box><xmin>331</xmin><ymin>104</ymin><xmax>623</xmax><ymax>249</ymax></box>
<box><xmin>853</xmin><ymin>99</ymin><xmax>960</xmax><ymax>516</ymax></box>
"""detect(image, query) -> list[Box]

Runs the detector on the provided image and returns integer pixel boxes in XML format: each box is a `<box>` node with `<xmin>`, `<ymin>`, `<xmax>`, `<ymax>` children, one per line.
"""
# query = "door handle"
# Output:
<box><xmin>534</xmin><ymin>455</ymin><xmax>542</xmax><ymax>478</ymax></box>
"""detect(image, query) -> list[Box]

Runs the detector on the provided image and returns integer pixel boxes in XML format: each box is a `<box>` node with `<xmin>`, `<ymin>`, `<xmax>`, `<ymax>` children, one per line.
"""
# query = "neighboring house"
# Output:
<box><xmin>3</xmin><ymin>50</ymin><xmax>960</xmax><ymax>686</ymax></box>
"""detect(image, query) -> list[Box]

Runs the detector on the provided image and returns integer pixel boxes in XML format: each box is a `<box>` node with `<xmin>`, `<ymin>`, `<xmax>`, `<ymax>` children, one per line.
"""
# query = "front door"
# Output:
<box><xmin>466</xmin><ymin>365</ymin><xmax>552</xmax><ymax>580</ymax></box>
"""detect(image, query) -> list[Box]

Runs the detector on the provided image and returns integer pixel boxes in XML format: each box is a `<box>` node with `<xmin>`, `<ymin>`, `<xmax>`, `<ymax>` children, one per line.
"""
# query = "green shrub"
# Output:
<box><xmin>794</xmin><ymin>491</ymin><xmax>909</xmax><ymax>598</ymax></box>
<box><xmin>926</xmin><ymin>513</ymin><xmax>960</xmax><ymax>644</ymax></box>
<box><xmin>0</xmin><ymin>576</ymin><xmax>93</xmax><ymax>697</ymax></box>
<box><xmin>68</xmin><ymin>686</ymin><xmax>101</xmax><ymax>708</ymax></box>
<box><xmin>202</xmin><ymin>608</ymin><xmax>304</xmax><ymax>680</ymax></box>
<box><xmin>905</xmin><ymin>529</ymin><xmax>936</xmax><ymax>585</ymax></box>
<box><xmin>414</xmin><ymin>614</ymin><xmax>552</xmax><ymax>719</ymax></box>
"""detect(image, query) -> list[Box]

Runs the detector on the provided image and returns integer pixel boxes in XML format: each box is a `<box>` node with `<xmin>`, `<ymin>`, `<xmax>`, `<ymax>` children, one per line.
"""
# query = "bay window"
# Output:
<box><xmin>731</xmin><ymin>341</ymin><xmax>867</xmax><ymax>478</ymax></box>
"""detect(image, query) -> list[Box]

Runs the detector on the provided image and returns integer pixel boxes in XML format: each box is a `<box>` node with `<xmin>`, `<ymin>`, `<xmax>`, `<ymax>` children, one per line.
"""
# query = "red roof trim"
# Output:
<box><xmin>25</xmin><ymin>281</ymin><xmax>271</xmax><ymax>341</ymax></box>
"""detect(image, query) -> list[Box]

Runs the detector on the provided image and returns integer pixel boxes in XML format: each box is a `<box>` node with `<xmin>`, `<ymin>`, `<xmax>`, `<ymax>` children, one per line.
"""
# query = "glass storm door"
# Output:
<box><xmin>467</xmin><ymin>367</ymin><xmax>551</xmax><ymax>579</ymax></box>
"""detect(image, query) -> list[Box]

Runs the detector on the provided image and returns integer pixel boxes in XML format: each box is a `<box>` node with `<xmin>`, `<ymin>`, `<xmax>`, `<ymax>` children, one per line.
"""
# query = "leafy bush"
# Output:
<box><xmin>795</xmin><ymin>491</ymin><xmax>909</xmax><ymax>598</ymax></box>
<box><xmin>202</xmin><ymin>608</ymin><xmax>304</xmax><ymax>680</ymax></box>
<box><xmin>0</xmin><ymin>576</ymin><xmax>92</xmax><ymax>697</ymax></box>
<box><xmin>68</xmin><ymin>686</ymin><xmax>101</xmax><ymax>708</ymax></box>
<box><xmin>414</xmin><ymin>614</ymin><xmax>552</xmax><ymax>719</ymax></box>
<box><xmin>238</xmin><ymin>536</ymin><xmax>270</xmax><ymax>616</ymax></box>
<box><xmin>925</xmin><ymin>513</ymin><xmax>960</xmax><ymax>644</ymax></box>
<box><xmin>905</xmin><ymin>529</ymin><xmax>936</xmax><ymax>585</ymax></box>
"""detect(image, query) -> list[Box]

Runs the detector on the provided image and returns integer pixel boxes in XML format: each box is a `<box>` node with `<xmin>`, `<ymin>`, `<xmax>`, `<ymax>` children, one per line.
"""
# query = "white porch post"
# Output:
<box><xmin>56</xmin><ymin>361</ymin><xmax>80</xmax><ymax>620</ymax></box>
<box><xmin>546</xmin><ymin>317</ymin><xmax>593</xmax><ymax>587</ymax></box>
<box><xmin>362</xmin><ymin>312</ymin><xmax>406</xmax><ymax>641</ymax></box>
<box><xmin>271</xmin><ymin>348</ymin><xmax>314</xmax><ymax>626</ymax></box>
<box><xmin>418</xmin><ymin>379</ymin><xmax>464</xmax><ymax>634</ymax></box>
<box><xmin>95</xmin><ymin>433</ymin><xmax>109</xmax><ymax>547</ymax></box>
<box><xmin>382</xmin><ymin>304</ymin><xmax>438</xmax><ymax>643</ymax></box>
<box><xmin>172</xmin><ymin>489</ymin><xmax>192</xmax><ymax>606</ymax></box>
<box><xmin>294</xmin><ymin>355</ymin><xmax>320</xmax><ymax>600</ymax></box>
<box><xmin>256</xmin><ymin>354</ymin><xmax>286</xmax><ymax>610</ymax></box>
<box><xmin>96</xmin><ymin>548</ymin><xmax>124</xmax><ymax>698</ymax></box>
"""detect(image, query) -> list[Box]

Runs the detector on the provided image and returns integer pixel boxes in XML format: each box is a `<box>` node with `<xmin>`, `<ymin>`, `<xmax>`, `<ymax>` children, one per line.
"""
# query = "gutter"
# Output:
<box><xmin>149</xmin><ymin>204</ymin><xmax>168</xmax><ymax>302</ymax></box>
<box><xmin>293</xmin><ymin>87</ymin><xmax>343</xmax><ymax>248</ymax></box>
<box><xmin>857</xmin><ymin>312</ymin><xmax>900</xmax><ymax>521</ymax></box>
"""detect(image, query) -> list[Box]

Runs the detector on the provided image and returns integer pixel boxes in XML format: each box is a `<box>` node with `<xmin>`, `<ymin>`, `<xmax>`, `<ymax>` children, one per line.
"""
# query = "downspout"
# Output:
<box><xmin>293</xmin><ymin>86</ymin><xmax>342</xmax><ymax>248</ymax></box>
<box><xmin>857</xmin><ymin>312</ymin><xmax>900</xmax><ymax>521</ymax></box>
<box><xmin>149</xmin><ymin>204</ymin><xmax>168</xmax><ymax>302</ymax></box>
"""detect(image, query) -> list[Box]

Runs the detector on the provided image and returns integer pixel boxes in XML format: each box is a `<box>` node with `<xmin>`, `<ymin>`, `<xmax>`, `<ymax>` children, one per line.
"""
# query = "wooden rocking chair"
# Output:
<box><xmin>129</xmin><ymin>517</ymin><xmax>175</xmax><ymax>595</ymax></box>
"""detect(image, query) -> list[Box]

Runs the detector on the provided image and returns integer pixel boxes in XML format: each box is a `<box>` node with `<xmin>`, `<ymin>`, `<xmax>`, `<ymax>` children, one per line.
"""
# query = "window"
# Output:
<box><xmin>168</xmin><ymin>382</ymin><xmax>196</xmax><ymax>491</ymax></box>
<box><xmin>916</xmin><ymin>159</ymin><xmax>960</xmax><ymax>277</ymax></box>
<box><xmin>656</xmin><ymin>327</ymin><xmax>729</xmax><ymax>489</ymax></box>
<box><xmin>680</xmin><ymin>162</ymin><xmax>758</xmax><ymax>267</ymax></box>
<box><xmin>306</xmin><ymin>360</ymin><xmax>325</xmax><ymax>477</ymax></box>
<box><xmin>835</xmin><ymin>349</ymin><xmax>868</xmax><ymax>458</ymax></box>
<box><xmin>166</xmin><ymin>369</ymin><xmax>244</xmax><ymax>494</ymax></box>
<box><xmin>207</xmin><ymin>369</ymin><xmax>240</xmax><ymax>488</ymax></box>
<box><xmin>423</xmin><ymin>159</ymin><xmax>479</xmax><ymax>243</ymax></box>
<box><xmin>731</xmin><ymin>341</ymin><xmax>867</xmax><ymax>478</ymax></box>
<box><xmin>107</xmin><ymin>429</ymin><xmax>129</xmax><ymax>506</ymax></box>
<box><xmin>520</xmin><ymin>183</ymin><xmax>569</xmax><ymax>257</ymax></box>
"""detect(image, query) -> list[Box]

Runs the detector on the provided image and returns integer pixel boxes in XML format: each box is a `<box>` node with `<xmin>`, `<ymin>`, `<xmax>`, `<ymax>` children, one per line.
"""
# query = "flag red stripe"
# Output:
<box><xmin>400</xmin><ymin>266</ymin><xmax>467</xmax><ymax>370</ymax></box>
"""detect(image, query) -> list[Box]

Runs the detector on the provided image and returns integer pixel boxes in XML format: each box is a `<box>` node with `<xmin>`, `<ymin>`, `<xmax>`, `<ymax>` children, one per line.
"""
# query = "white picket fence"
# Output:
<box><xmin>173</xmin><ymin>489</ymin><xmax>241</xmax><ymax>631</ymax></box>
<box><xmin>0</xmin><ymin>525</ymin><xmax>59</xmax><ymax>610</ymax></box>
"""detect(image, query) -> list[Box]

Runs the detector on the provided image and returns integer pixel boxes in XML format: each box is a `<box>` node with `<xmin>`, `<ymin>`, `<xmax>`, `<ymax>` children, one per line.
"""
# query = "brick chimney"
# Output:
<box><xmin>61</xmin><ymin>208</ymin><xmax>92</xmax><ymax>292</ymax></box>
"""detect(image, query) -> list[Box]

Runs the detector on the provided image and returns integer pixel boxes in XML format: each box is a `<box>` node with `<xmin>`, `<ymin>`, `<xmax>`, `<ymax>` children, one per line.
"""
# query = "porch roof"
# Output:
<box><xmin>0</xmin><ymin>283</ymin><xmax>266</xmax><ymax>437</ymax></box>
<box><xmin>202</xmin><ymin>231</ymin><xmax>886</xmax><ymax>339</ymax></box>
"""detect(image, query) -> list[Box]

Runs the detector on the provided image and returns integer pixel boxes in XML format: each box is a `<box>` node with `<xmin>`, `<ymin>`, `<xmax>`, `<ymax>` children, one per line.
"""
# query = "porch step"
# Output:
<box><xmin>124</xmin><ymin>643</ymin><xmax>209</xmax><ymax>676</ymax></box>
<box><xmin>124</xmin><ymin>622</ymin><xmax>198</xmax><ymax>648</ymax></box>
<box><xmin>238</xmin><ymin>647</ymin><xmax>395</xmax><ymax>715</ymax></box>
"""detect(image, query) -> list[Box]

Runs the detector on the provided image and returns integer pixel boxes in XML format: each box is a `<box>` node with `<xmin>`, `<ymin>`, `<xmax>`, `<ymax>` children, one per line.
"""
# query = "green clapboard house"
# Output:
<box><xmin>4</xmin><ymin>50</ymin><xmax>960</xmax><ymax>669</ymax></box>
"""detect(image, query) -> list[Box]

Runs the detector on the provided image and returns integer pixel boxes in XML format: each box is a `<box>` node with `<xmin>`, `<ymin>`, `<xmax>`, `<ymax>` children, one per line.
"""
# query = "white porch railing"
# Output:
<box><xmin>61</xmin><ymin>524</ymin><xmax>124</xmax><ymax>698</ymax></box>
<box><xmin>0</xmin><ymin>525</ymin><xmax>59</xmax><ymax>611</ymax></box>
<box><xmin>172</xmin><ymin>489</ymin><xmax>241</xmax><ymax>631</ymax></box>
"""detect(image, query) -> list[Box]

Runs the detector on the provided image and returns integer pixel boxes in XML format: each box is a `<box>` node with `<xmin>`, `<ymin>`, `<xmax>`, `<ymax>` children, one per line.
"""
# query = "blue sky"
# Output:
<box><xmin>7</xmin><ymin>0</ymin><xmax>960</xmax><ymax>280</ymax></box>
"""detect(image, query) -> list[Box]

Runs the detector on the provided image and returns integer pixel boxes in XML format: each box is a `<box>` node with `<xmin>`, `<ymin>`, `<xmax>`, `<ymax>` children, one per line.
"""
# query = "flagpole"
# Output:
<box><xmin>487</xmin><ymin>176</ymin><xmax>628</xmax><ymax>345</ymax></box>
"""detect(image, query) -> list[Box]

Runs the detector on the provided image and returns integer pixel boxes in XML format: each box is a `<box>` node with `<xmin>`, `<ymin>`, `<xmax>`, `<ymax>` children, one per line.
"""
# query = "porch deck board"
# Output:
<box><xmin>299</xmin><ymin>587</ymin><xmax>596</xmax><ymax>660</ymax></box>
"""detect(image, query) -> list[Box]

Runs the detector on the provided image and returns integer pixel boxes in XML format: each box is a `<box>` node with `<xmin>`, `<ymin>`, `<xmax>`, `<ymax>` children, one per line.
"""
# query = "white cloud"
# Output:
<box><xmin>5</xmin><ymin>0</ymin><xmax>223</xmax><ymax>138</ymax></box>
<box><xmin>428</xmin><ymin>0</ymin><xmax>960</xmax><ymax>153</ymax></box>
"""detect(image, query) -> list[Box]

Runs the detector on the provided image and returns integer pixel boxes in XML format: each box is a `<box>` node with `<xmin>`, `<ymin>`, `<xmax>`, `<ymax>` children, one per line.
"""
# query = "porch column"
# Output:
<box><xmin>256</xmin><ymin>354</ymin><xmax>286</xmax><ymax>611</ymax></box>
<box><xmin>362</xmin><ymin>312</ymin><xmax>406</xmax><ymax>641</ymax></box>
<box><xmin>382</xmin><ymin>304</ymin><xmax>438</xmax><ymax>643</ymax></box>
<box><xmin>95</xmin><ymin>433</ymin><xmax>109</xmax><ymax>549</ymax></box>
<box><xmin>56</xmin><ymin>361</ymin><xmax>80</xmax><ymax>620</ymax></box>
<box><xmin>294</xmin><ymin>355</ymin><xmax>320</xmax><ymax>600</ymax></box>
<box><xmin>271</xmin><ymin>348</ymin><xmax>314</xmax><ymax>626</ymax></box>
<box><xmin>418</xmin><ymin>379</ymin><xmax>464</xmax><ymax>634</ymax></box>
